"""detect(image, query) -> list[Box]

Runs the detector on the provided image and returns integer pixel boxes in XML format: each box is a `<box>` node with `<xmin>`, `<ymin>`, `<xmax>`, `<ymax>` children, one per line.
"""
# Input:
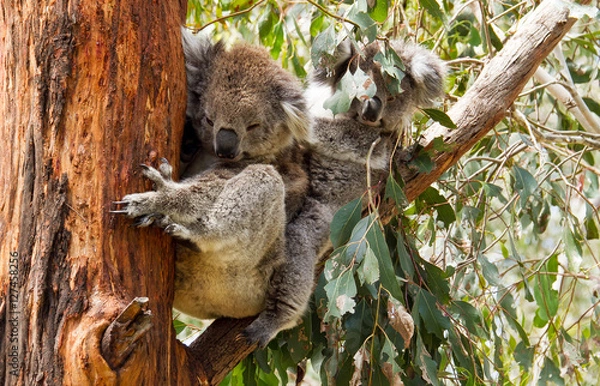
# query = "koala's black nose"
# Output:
<box><xmin>215</xmin><ymin>129</ymin><xmax>239</xmax><ymax>159</ymax></box>
<box><xmin>361</xmin><ymin>96</ymin><xmax>383</xmax><ymax>123</ymax></box>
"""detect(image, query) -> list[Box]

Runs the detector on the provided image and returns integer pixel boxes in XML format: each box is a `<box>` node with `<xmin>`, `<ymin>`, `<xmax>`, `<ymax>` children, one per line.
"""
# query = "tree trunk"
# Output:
<box><xmin>0</xmin><ymin>0</ymin><xmax>193</xmax><ymax>384</ymax></box>
<box><xmin>0</xmin><ymin>0</ymin><xmax>579</xmax><ymax>385</ymax></box>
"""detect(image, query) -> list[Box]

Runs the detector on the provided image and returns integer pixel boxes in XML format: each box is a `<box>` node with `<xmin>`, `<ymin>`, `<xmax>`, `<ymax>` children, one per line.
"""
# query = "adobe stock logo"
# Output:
<box><xmin>7</xmin><ymin>251</ymin><xmax>20</xmax><ymax>376</ymax></box>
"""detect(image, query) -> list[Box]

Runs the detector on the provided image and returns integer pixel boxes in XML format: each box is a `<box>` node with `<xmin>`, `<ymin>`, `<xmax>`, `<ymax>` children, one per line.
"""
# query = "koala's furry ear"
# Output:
<box><xmin>281</xmin><ymin>98</ymin><xmax>311</xmax><ymax>143</ymax></box>
<box><xmin>181</xmin><ymin>27</ymin><xmax>224</xmax><ymax>96</ymax></box>
<box><xmin>395</xmin><ymin>42</ymin><xmax>446</xmax><ymax>108</ymax></box>
<box><xmin>313</xmin><ymin>38</ymin><xmax>355</xmax><ymax>89</ymax></box>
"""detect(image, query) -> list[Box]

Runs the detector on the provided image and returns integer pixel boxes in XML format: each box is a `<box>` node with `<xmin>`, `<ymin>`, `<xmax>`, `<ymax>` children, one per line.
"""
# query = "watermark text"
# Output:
<box><xmin>8</xmin><ymin>251</ymin><xmax>20</xmax><ymax>376</ymax></box>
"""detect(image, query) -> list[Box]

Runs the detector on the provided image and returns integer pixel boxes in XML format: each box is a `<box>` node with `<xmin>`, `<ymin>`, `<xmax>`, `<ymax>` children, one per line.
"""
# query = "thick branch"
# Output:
<box><xmin>400</xmin><ymin>3</ymin><xmax>575</xmax><ymax>201</ymax></box>
<box><xmin>186</xmin><ymin>1</ymin><xmax>577</xmax><ymax>384</ymax></box>
<box><xmin>186</xmin><ymin>317</ymin><xmax>257</xmax><ymax>383</ymax></box>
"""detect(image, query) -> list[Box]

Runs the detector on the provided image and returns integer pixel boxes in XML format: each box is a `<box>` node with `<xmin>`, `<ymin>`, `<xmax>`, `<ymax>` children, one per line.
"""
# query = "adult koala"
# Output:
<box><xmin>113</xmin><ymin>29</ymin><xmax>310</xmax><ymax>345</ymax></box>
<box><xmin>247</xmin><ymin>39</ymin><xmax>446</xmax><ymax>345</ymax></box>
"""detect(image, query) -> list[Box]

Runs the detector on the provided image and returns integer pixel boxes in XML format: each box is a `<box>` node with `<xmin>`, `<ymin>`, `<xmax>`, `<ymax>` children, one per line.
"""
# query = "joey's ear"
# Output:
<box><xmin>395</xmin><ymin>42</ymin><xmax>446</xmax><ymax>107</ymax></box>
<box><xmin>281</xmin><ymin>100</ymin><xmax>311</xmax><ymax>143</ymax></box>
<box><xmin>181</xmin><ymin>27</ymin><xmax>224</xmax><ymax>94</ymax></box>
<box><xmin>313</xmin><ymin>38</ymin><xmax>355</xmax><ymax>89</ymax></box>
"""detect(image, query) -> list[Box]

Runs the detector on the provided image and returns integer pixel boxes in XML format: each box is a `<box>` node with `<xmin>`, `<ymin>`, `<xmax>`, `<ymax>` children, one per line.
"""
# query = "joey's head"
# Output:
<box><xmin>313</xmin><ymin>39</ymin><xmax>445</xmax><ymax>133</ymax></box>
<box><xmin>183</xmin><ymin>33</ymin><xmax>309</xmax><ymax>162</ymax></box>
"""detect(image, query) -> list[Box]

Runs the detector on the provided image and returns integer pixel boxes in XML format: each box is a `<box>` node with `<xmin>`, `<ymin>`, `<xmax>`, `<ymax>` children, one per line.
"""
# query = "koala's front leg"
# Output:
<box><xmin>112</xmin><ymin>159</ymin><xmax>184</xmax><ymax>228</ymax></box>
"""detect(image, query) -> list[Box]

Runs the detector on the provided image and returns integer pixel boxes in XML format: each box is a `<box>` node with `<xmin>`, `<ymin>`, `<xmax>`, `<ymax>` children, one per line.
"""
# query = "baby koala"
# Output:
<box><xmin>248</xmin><ymin>38</ymin><xmax>446</xmax><ymax>345</ymax></box>
<box><xmin>308</xmin><ymin>39</ymin><xmax>445</xmax><ymax>134</ymax></box>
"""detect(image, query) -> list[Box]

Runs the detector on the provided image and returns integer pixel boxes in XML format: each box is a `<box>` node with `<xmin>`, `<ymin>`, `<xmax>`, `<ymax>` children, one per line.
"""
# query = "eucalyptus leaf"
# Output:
<box><xmin>324</xmin><ymin>269</ymin><xmax>358</xmax><ymax>321</ymax></box>
<box><xmin>420</xmin><ymin>186</ymin><xmax>456</xmax><ymax>228</ymax></box>
<box><xmin>533</xmin><ymin>255</ymin><xmax>559</xmax><ymax>326</ymax></box>
<box><xmin>330</xmin><ymin>198</ymin><xmax>363</xmax><ymax>248</ymax></box>
<box><xmin>416</xmin><ymin>289</ymin><xmax>451</xmax><ymax>339</ymax></box>
<box><xmin>419</xmin><ymin>0</ymin><xmax>446</xmax><ymax>22</ymax></box>
<box><xmin>358</xmin><ymin>246</ymin><xmax>380</xmax><ymax>285</ymax></box>
<box><xmin>365</xmin><ymin>215</ymin><xmax>404</xmax><ymax>301</ymax></box>
<box><xmin>381</xmin><ymin>335</ymin><xmax>401</xmax><ymax>374</ymax></box>
<box><xmin>311</xmin><ymin>25</ymin><xmax>336</xmax><ymax>67</ymax></box>
<box><xmin>512</xmin><ymin>165</ymin><xmax>538</xmax><ymax>207</ymax></box>
<box><xmin>384</xmin><ymin>173</ymin><xmax>408</xmax><ymax>209</ymax></box>
<box><xmin>368</xmin><ymin>0</ymin><xmax>389</xmax><ymax>22</ymax></box>
<box><xmin>422</xmin><ymin>108</ymin><xmax>456</xmax><ymax>129</ymax></box>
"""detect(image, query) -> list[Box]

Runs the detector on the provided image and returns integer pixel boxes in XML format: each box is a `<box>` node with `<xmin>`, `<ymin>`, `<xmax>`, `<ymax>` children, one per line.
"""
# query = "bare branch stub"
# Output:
<box><xmin>101</xmin><ymin>297</ymin><xmax>153</xmax><ymax>370</ymax></box>
<box><xmin>186</xmin><ymin>316</ymin><xmax>258</xmax><ymax>384</ymax></box>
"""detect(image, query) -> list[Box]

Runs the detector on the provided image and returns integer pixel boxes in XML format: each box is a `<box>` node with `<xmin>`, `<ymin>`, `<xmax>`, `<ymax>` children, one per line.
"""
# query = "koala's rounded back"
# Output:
<box><xmin>183</xmin><ymin>32</ymin><xmax>310</xmax><ymax>163</ymax></box>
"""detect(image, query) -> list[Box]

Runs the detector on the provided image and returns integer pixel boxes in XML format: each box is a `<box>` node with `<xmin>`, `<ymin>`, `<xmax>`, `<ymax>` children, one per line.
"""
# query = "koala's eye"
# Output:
<box><xmin>204</xmin><ymin>117</ymin><xmax>214</xmax><ymax>127</ymax></box>
<box><xmin>247</xmin><ymin>123</ymin><xmax>260</xmax><ymax>132</ymax></box>
<box><xmin>387</xmin><ymin>96</ymin><xmax>397</xmax><ymax>102</ymax></box>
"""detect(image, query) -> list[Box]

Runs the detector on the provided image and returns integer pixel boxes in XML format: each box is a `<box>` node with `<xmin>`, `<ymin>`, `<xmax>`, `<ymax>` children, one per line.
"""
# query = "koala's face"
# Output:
<box><xmin>316</xmin><ymin>40</ymin><xmax>445</xmax><ymax>133</ymax></box>
<box><xmin>347</xmin><ymin>43</ymin><xmax>419</xmax><ymax>132</ymax></box>
<box><xmin>187</xmin><ymin>43</ymin><xmax>308</xmax><ymax>162</ymax></box>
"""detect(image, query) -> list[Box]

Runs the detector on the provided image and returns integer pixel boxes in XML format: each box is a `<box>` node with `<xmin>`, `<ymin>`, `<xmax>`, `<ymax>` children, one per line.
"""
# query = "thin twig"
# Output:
<box><xmin>304</xmin><ymin>0</ymin><xmax>360</xmax><ymax>29</ymax></box>
<box><xmin>366</xmin><ymin>137</ymin><xmax>382</xmax><ymax>213</ymax></box>
<box><xmin>188</xmin><ymin>0</ymin><xmax>268</xmax><ymax>32</ymax></box>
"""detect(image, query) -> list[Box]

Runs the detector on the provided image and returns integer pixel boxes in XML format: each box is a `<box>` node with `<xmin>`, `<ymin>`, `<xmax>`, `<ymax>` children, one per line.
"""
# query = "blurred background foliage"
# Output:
<box><xmin>179</xmin><ymin>0</ymin><xmax>600</xmax><ymax>384</ymax></box>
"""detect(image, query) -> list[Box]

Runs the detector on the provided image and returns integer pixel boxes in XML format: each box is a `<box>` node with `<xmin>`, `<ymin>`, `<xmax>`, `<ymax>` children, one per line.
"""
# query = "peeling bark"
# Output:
<box><xmin>101</xmin><ymin>297</ymin><xmax>153</xmax><ymax>370</ymax></box>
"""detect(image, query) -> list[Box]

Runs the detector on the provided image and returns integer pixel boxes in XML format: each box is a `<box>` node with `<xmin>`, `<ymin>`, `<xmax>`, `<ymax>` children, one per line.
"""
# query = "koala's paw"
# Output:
<box><xmin>140</xmin><ymin>158</ymin><xmax>174</xmax><ymax>189</ymax></box>
<box><xmin>111</xmin><ymin>191</ymin><xmax>159</xmax><ymax>219</ymax></box>
<box><xmin>242</xmin><ymin>319</ymin><xmax>277</xmax><ymax>348</ymax></box>
<box><xmin>163</xmin><ymin>222</ymin><xmax>193</xmax><ymax>240</ymax></box>
<box><xmin>133</xmin><ymin>213</ymin><xmax>164</xmax><ymax>227</ymax></box>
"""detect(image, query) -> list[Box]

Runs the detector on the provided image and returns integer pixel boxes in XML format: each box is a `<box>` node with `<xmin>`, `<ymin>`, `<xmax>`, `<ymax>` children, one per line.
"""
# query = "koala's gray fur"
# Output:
<box><xmin>113</xmin><ymin>34</ymin><xmax>445</xmax><ymax>347</ymax></box>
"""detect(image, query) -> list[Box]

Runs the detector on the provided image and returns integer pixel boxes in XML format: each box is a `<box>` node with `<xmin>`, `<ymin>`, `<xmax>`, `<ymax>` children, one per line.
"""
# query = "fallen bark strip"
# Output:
<box><xmin>186</xmin><ymin>1</ymin><xmax>577</xmax><ymax>384</ymax></box>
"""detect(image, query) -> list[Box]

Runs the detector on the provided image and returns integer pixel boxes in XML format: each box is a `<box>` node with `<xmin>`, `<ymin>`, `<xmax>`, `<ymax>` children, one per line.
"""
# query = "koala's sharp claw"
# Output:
<box><xmin>158</xmin><ymin>159</ymin><xmax>173</xmax><ymax>180</ymax></box>
<box><xmin>139</xmin><ymin>163</ymin><xmax>150</xmax><ymax>170</ymax></box>
<box><xmin>111</xmin><ymin>200</ymin><xmax>130</xmax><ymax>214</ymax></box>
<box><xmin>238</xmin><ymin>331</ymin><xmax>260</xmax><ymax>347</ymax></box>
<box><xmin>133</xmin><ymin>215</ymin><xmax>155</xmax><ymax>227</ymax></box>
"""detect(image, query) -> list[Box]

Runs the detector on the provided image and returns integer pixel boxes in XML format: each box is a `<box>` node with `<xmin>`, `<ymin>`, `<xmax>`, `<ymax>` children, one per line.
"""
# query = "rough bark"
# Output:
<box><xmin>182</xmin><ymin>2</ymin><xmax>578</xmax><ymax>384</ymax></box>
<box><xmin>0</xmin><ymin>0</ymin><xmax>190</xmax><ymax>385</ymax></box>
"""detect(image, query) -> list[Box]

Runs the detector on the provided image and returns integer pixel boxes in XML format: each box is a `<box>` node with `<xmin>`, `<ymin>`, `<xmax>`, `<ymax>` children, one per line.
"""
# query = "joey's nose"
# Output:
<box><xmin>215</xmin><ymin>129</ymin><xmax>239</xmax><ymax>159</ymax></box>
<box><xmin>361</xmin><ymin>96</ymin><xmax>383</xmax><ymax>123</ymax></box>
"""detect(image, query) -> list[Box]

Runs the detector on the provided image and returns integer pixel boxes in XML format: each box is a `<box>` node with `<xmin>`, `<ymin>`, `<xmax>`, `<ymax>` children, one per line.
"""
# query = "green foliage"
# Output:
<box><xmin>323</xmin><ymin>68</ymin><xmax>377</xmax><ymax>116</ymax></box>
<box><xmin>185</xmin><ymin>0</ymin><xmax>600</xmax><ymax>384</ymax></box>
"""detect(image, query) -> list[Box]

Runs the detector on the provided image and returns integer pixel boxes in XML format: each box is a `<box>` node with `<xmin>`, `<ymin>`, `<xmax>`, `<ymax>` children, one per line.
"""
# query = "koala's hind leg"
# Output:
<box><xmin>244</xmin><ymin>197</ymin><xmax>333</xmax><ymax>347</ymax></box>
